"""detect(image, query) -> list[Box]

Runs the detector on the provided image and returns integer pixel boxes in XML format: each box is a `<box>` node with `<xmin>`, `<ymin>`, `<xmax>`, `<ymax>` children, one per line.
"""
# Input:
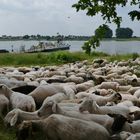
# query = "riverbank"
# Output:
<box><xmin>0</xmin><ymin>51</ymin><xmax>139</xmax><ymax>66</ymax></box>
<box><xmin>0</xmin><ymin>37</ymin><xmax>140</xmax><ymax>42</ymax></box>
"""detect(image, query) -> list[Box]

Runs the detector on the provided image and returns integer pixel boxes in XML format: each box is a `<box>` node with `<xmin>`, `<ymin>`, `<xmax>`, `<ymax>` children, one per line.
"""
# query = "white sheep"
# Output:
<box><xmin>17</xmin><ymin>114</ymin><xmax>110</xmax><ymax>140</ymax></box>
<box><xmin>0</xmin><ymin>84</ymin><xmax>36</xmax><ymax>112</ymax></box>
<box><xmin>4</xmin><ymin>108</ymin><xmax>40</xmax><ymax>127</ymax></box>
<box><xmin>76</xmin><ymin>91</ymin><xmax>122</xmax><ymax>106</ymax></box>
<box><xmin>99</xmin><ymin>81</ymin><xmax>120</xmax><ymax>91</ymax></box>
<box><xmin>37</xmin><ymin>101</ymin><xmax>123</xmax><ymax>134</ymax></box>
<box><xmin>28</xmin><ymin>84</ymin><xmax>66</xmax><ymax>108</ymax></box>
<box><xmin>75</xmin><ymin>80</ymin><xmax>94</xmax><ymax>92</ymax></box>
<box><xmin>79</xmin><ymin>98</ymin><xmax>132</xmax><ymax>121</ymax></box>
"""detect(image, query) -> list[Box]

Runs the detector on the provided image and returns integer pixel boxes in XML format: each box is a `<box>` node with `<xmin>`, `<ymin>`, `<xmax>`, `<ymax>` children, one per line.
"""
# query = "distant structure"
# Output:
<box><xmin>11</xmin><ymin>45</ymin><xmax>14</xmax><ymax>52</ymax></box>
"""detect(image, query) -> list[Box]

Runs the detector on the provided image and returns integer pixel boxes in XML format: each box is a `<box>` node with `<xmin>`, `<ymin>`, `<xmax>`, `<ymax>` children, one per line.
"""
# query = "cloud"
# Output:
<box><xmin>0</xmin><ymin>0</ymin><xmax>139</xmax><ymax>36</ymax></box>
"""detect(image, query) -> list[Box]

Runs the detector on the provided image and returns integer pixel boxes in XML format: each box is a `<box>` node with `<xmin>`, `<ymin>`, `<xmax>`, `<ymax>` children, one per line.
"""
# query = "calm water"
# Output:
<box><xmin>0</xmin><ymin>40</ymin><xmax>140</xmax><ymax>54</ymax></box>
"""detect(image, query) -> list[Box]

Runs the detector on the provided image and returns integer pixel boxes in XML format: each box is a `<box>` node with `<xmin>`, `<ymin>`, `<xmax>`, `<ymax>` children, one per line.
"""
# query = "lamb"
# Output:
<box><xmin>0</xmin><ymin>84</ymin><xmax>36</xmax><ymax>112</ymax></box>
<box><xmin>79</xmin><ymin>98</ymin><xmax>132</xmax><ymax>121</ymax></box>
<box><xmin>4</xmin><ymin>108</ymin><xmax>40</xmax><ymax>127</ymax></box>
<box><xmin>17</xmin><ymin>114</ymin><xmax>110</xmax><ymax>140</ymax></box>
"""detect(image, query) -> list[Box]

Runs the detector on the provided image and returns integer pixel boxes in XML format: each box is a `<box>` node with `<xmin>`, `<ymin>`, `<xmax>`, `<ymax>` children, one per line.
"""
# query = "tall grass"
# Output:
<box><xmin>0</xmin><ymin>51</ymin><xmax>91</xmax><ymax>66</ymax></box>
<box><xmin>0</xmin><ymin>51</ymin><xmax>139</xmax><ymax>66</ymax></box>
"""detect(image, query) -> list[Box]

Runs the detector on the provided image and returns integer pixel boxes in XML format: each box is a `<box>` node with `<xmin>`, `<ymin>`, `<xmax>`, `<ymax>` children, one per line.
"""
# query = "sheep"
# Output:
<box><xmin>28</xmin><ymin>84</ymin><xmax>66</xmax><ymax>108</ymax></box>
<box><xmin>0</xmin><ymin>84</ymin><xmax>36</xmax><ymax>112</ymax></box>
<box><xmin>128</xmin><ymin>87</ymin><xmax>140</xmax><ymax>95</ymax></box>
<box><xmin>76</xmin><ymin>91</ymin><xmax>122</xmax><ymax>106</ymax></box>
<box><xmin>89</xmin><ymin>92</ymin><xmax>122</xmax><ymax>106</ymax></box>
<box><xmin>134</xmin><ymin>89</ymin><xmax>140</xmax><ymax>98</ymax></box>
<box><xmin>37</xmin><ymin>100</ymin><xmax>124</xmax><ymax>134</ymax></box>
<box><xmin>17</xmin><ymin>114</ymin><xmax>110</xmax><ymax>140</ymax></box>
<box><xmin>79</xmin><ymin>98</ymin><xmax>132</xmax><ymax>121</ymax></box>
<box><xmin>64</xmin><ymin>75</ymin><xmax>84</xmax><ymax>84</ymax></box>
<box><xmin>111</xmin><ymin>115</ymin><xmax>140</xmax><ymax>134</ymax></box>
<box><xmin>75</xmin><ymin>80</ymin><xmax>94</xmax><ymax>92</ymax></box>
<box><xmin>99</xmin><ymin>81</ymin><xmax>120</xmax><ymax>91</ymax></box>
<box><xmin>40</xmin><ymin>92</ymin><xmax>69</xmax><ymax>111</ymax></box>
<box><xmin>4</xmin><ymin>108</ymin><xmax>40</xmax><ymax>127</ymax></box>
<box><xmin>118</xmin><ymin>85</ymin><xmax>132</xmax><ymax>92</ymax></box>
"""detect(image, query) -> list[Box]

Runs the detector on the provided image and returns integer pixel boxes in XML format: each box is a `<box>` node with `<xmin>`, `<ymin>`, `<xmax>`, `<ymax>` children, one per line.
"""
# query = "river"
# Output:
<box><xmin>0</xmin><ymin>40</ymin><xmax>140</xmax><ymax>54</ymax></box>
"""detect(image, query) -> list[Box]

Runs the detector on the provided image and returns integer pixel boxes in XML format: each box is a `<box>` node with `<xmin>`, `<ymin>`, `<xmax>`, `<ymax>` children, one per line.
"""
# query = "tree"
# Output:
<box><xmin>95</xmin><ymin>24</ymin><xmax>113</xmax><ymax>38</ymax></box>
<box><xmin>72</xmin><ymin>0</ymin><xmax>140</xmax><ymax>54</ymax></box>
<box><xmin>23</xmin><ymin>35</ymin><xmax>30</xmax><ymax>40</ymax></box>
<box><xmin>116</xmin><ymin>27</ymin><xmax>133</xmax><ymax>38</ymax></box>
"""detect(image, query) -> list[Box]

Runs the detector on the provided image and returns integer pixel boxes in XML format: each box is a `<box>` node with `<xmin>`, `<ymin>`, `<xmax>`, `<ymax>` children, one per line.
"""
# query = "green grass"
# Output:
<box><xmin>0</xmin><ymin>119</ymin><xmax>16</xmax><ymax>140</ymax></box>
<box><xmin>0</xmin><ymin>51</ymin><xmax>92</xmax><ymax>66</ymax></box>
<box><xmin>0</xmin><ymin>51</ymin><xmax>139</xmax><ymax>67</ymax></box>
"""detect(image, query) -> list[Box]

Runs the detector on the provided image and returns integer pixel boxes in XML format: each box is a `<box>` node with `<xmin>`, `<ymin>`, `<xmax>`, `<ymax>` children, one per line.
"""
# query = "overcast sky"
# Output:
<box><xmin>0</xmin><ymin>0</ymin><xmax>139</xmax><ymax>36</ymax></box>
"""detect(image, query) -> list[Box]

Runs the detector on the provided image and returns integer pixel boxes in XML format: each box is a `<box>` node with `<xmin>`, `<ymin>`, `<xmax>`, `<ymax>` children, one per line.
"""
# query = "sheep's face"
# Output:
<box><xmin>38</xmin><ymin>101</ymin><xmax>55</xmax><ymax>117</ymax></box>
<box><xmin>112</xmin><ymin>93</ymin><xmax>122</xmax><ymax>103</ymax></box>
<box><xmin>79</xmin><ymin>98</ymin><xmax>93</xmax><ymax>112</ymax></box>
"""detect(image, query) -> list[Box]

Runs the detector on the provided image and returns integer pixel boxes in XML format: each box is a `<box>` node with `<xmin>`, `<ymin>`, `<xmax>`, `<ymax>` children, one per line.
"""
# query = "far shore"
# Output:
<box><xmin>0</xmin><ymin>37</ymin><xmax>140</xmax><ymax>42</ymax></box>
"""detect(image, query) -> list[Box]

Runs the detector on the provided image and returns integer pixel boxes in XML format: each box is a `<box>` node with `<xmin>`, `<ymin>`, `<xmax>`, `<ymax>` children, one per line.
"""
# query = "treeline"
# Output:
<box><xmin>95</xmin><ymin>25</ymin><xmax>135</xmax><ymax>38</ymax></box>
<box><xmin>0</xmin><ymin>35</ymin><xmax>91</xmax><ymax>41</ymax></box>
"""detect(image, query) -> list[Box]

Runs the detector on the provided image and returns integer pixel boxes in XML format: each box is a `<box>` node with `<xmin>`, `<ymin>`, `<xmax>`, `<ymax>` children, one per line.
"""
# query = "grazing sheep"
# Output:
<box><xmin>17</xmin><ymin>114</ymin><xmax>110</xmax><ymax>140</ymax></box>
<box><xmin>38</xmin><ymin>101</ymin><xmax>123</xmax><ymax>134</ymax></box>
<box><xmin>4</xmin><ymin>108</ymin><xmax>40</xmax><ymax>127</ymax></box>
<box><xmin>112</xmin><ymin>115</ymin><xmax>140</xmax><ymax>133</ymax></box>
<box><xmin>75</xmin><ymin>80</ymin><xmax>94</xmax><ymax>92</ymax></box>
<box><xmin>99</xmin><ymin>82</ymin><xmax>120</xmax><ymax>91</ymax></box>
<box><xmin>64</xmin><ymin>75</ymin><xmax>84</xmax><ymax>84</ymax></box>
<box><xmin>79</xmin><ymin>98</ymin><xmax>132</xmax><ymax>121</ymax></box>
<box><xmin>76</xmin><ymin>91</ymin><xmax>122</xmax><ymax>106</ymax></box>
<box><xmin>134</xmin><ymin>89</ymin><xmax>140</xmax><ymax>98</ymax></box>
<box><xmin>0</xmin><ymin>84</ymin><xmax>36</xmax><ymax>112</ymax></box>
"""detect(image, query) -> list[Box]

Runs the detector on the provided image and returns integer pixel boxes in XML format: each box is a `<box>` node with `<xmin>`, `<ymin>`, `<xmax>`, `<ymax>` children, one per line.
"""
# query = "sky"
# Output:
<box><xmin>0</xmin><ymin>0</ymin><xmax>139</xmax><ymax>36</ymax></box>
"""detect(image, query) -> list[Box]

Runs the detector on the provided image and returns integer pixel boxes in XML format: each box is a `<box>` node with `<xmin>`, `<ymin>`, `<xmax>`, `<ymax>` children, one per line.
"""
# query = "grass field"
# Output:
<box><xmin>0</xmin><ymin>51</ymin><xmax>139</xmax><ymax>66</ymax></box>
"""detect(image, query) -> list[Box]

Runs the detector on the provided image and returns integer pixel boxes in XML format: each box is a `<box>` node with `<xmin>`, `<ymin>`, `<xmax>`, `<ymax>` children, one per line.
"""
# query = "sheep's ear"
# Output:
<box><xmin>52</xmin><ymin>103</ymin><xmax>57</xmax><ymax>113</ymax></box>
<box><xmin>10</xmin><ymin>113</ymin><xmax>18</xmax><ymax>126</ymax></box>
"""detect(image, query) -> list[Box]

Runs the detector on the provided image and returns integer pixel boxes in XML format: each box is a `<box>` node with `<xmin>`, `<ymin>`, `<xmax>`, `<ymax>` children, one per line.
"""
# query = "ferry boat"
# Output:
<box><xmin>26</xmin><ymin>38</ymin><xmax>70</xmax><ymax>53</ymax></box>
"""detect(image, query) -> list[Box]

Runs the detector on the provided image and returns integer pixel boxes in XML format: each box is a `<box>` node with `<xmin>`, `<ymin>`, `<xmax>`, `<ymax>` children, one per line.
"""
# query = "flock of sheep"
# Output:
<box><xmin>1</xmin><ymin>58</ymin><xmax>140</xmax><ymax>140</ymax></box>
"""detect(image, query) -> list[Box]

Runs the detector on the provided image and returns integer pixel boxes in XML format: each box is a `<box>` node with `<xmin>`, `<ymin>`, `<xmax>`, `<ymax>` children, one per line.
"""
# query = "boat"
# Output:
<box><xmin>26</xmin><ymin>38</ymin><xmax>70</xmax><ymax>53</ymax></box>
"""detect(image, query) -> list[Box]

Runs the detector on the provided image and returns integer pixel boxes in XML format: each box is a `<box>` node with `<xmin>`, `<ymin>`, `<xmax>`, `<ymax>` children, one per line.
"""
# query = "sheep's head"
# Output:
<box><xmin>38</xmin><ymin>100</ymin><xmax>57</xmax><ymax>117</ymax></box>
<box><xmin>4</xmin><ymin>108</ymin><xmax>20</xmax><ymax>127</ymax></box>
<box><xmin>79</xmin><ymin>97</ymin><xmax>94</xmax><ymax>113</ymax></box>
<box><xmin>112</xmin><ymin>92</ymin><xmax>122</xmax><ymax>103</ymax></box>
